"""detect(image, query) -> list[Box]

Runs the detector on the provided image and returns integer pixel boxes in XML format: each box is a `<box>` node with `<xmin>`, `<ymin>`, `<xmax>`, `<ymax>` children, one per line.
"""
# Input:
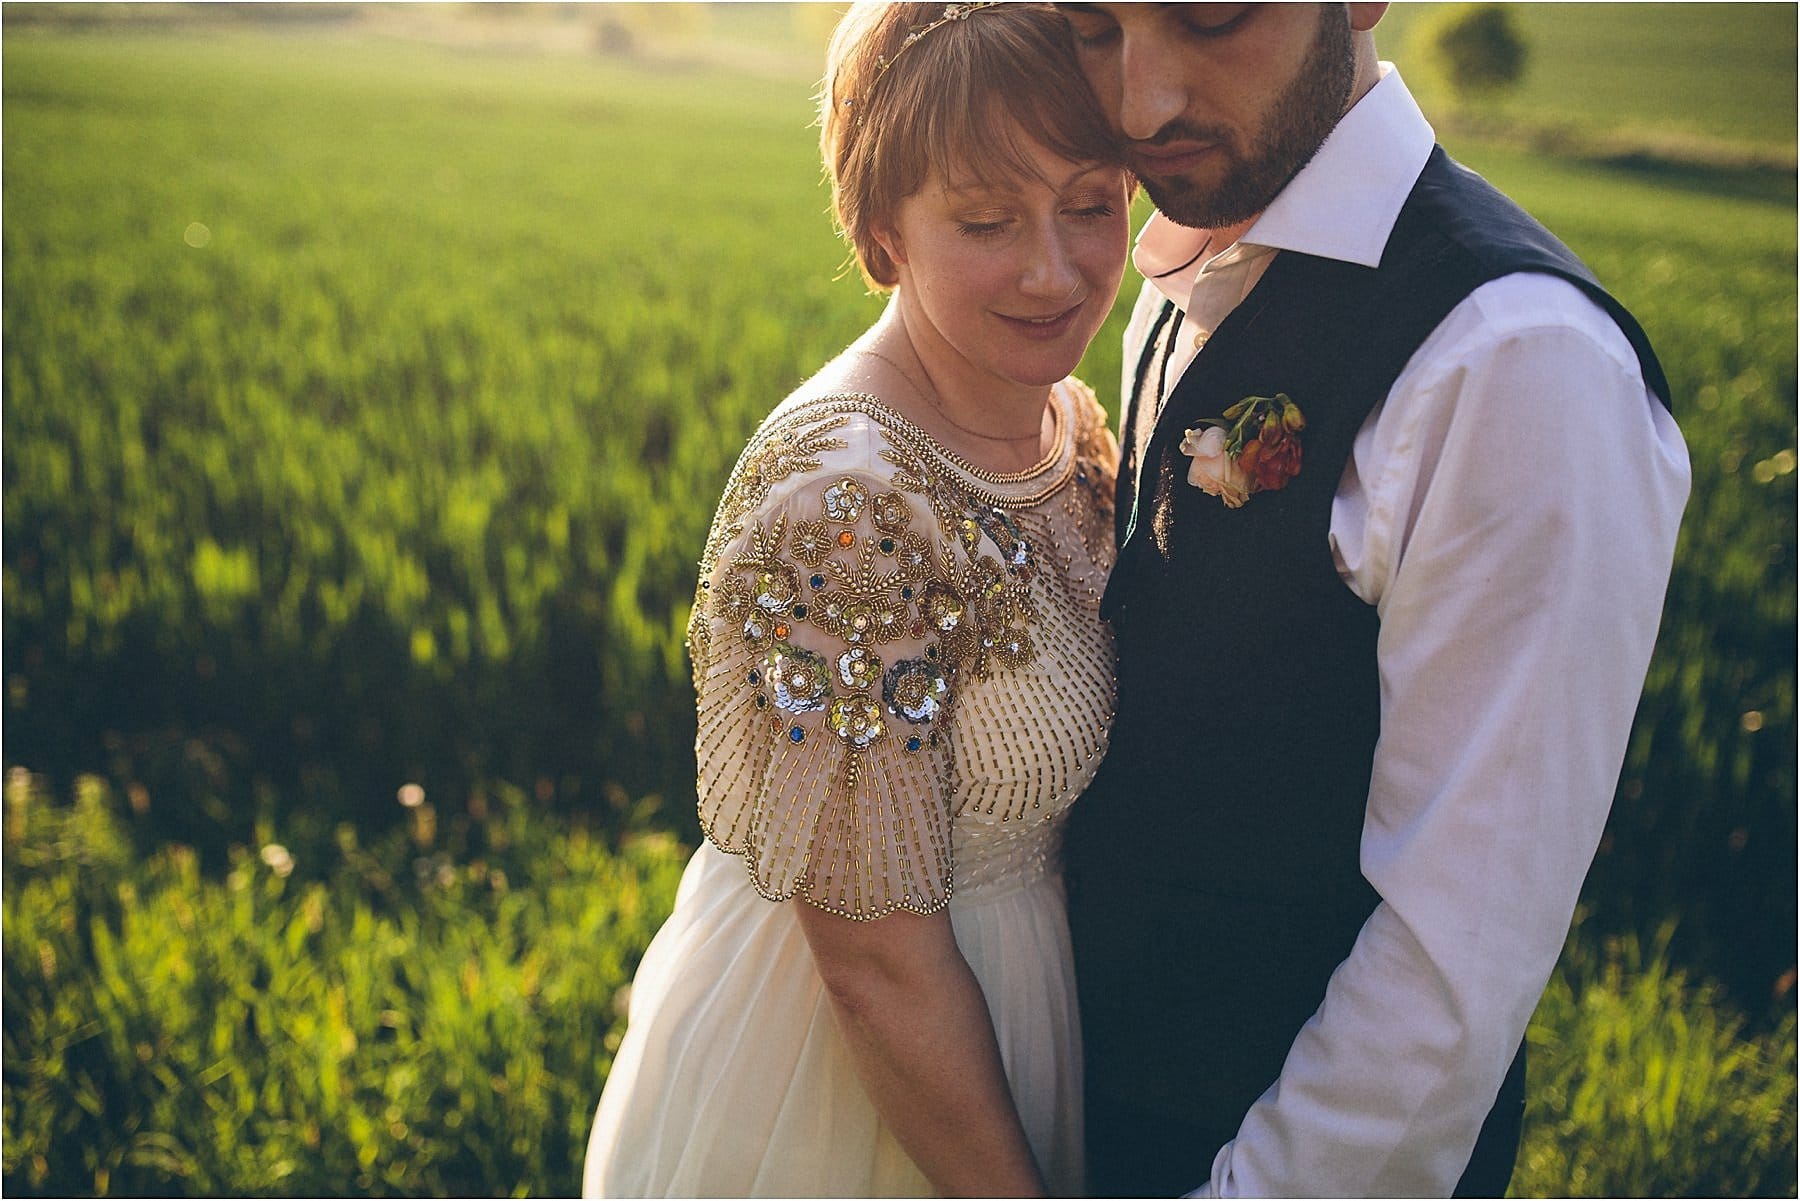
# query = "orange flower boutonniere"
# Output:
<box><xmin>1178</xmin><ymin>393</ymin><xmax>1305</xmax><ymax>509</ymax></box>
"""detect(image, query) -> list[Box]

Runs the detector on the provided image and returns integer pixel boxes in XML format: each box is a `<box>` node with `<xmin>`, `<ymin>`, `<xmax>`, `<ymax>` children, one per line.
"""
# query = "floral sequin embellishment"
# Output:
<box><xmin>988</xmin><ymin>629</ymin><xmax>1035</xmax><ymax>670</ymax></box>
<box><xmin>813</xmin><ymin>591</ymin><xmax>909</xmax><ymax>645</ymax></box>
<box><xmin>975</xmin><ymin>507</ymin><xmax>1033</xmax><ymax>577</ymax></box>
<box><xmin>827</xmin><ymin>696</ymin><xmax>886</xmax><ymax>748</ymax></box>
<box><xmin>752</xmin><ymin>564</ymin><xmax>800</xmax><ymax>613</ymax></box>
<box><xmin>766</xmin><ymin>642</ymin><xmax>829</xmax><ymax>713</ymax></box>
<box><xmin>883</xmin><ymin>658</ymin><xmax>950</xmax><ymax>724</ymax></box>
<box><xmin>823</xmin><ymin>477</ymin><xmax>870</xmax><ymax>524</ymax></box>
<box><xmin>871</xmin><ymin>492</ymin><xmax>912</xmax><ymax>534</ymax></box>
<box><xmin>838</xmin><ymin>647</ymin><xmax>883</xmax><ymax>692</ymax></box>
<box><xmin>919</xmin><ymin>580</ymin><xmax>966</xmax><ymax>633</ymax></box>
<box><xmin>742</xmin><ymin>609</ymin><xmax>775</xmax><ymax>650</ymax></box>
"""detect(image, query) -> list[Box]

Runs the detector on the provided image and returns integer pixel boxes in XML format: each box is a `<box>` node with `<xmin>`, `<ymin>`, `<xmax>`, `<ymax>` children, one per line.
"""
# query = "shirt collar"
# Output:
<box><xmin>1132</xmin><ymin>63</ymin><xmax>1436</xmax><ymax>280</ymax></box>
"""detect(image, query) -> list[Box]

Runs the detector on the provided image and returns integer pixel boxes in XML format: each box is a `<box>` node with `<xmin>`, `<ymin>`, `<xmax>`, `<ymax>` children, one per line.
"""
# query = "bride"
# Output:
<box><xmin>583</xmin><ymin>4</ymin><xmax>1129</xmax><ymax>1194</ymax></box>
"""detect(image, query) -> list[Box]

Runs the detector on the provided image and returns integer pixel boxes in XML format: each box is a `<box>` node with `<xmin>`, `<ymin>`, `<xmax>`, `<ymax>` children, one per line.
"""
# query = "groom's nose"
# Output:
<box><xmin>1115</xmin><ymin>33</ymin><xmax>1192</xmax><ymax>142</ymax></box>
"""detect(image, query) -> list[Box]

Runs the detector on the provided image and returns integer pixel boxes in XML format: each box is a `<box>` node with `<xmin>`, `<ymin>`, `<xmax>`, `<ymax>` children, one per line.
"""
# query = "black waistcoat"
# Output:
<box><xmin>1065</xmin><ymin>146</ymin><xmax>1669</xmax><ymax>1193</ymax></box>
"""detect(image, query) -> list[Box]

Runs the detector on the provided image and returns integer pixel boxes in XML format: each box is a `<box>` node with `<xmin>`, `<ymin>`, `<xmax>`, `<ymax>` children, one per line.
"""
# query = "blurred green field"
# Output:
<box><xmin>2</xmin><ymin>8</ymin><xmax>1795</xmax><ymax>1197</ymax></box>
<box><xmin>3</xmin><ymin>26</ymin><xmax>867</xmax><ymax>838</ymax></box>
<box><xmin>1380</xmin><ymin>2</ymin><xmax>1798</xmax><ymax>160</ymax></box>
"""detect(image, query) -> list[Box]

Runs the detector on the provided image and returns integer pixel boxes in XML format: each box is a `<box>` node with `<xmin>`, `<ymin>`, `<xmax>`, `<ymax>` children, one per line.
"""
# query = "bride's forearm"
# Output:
<box><xmin>795</xmin><ymin>902</ymin><xmax>1047</xmax><ymax>1198</ymax></box>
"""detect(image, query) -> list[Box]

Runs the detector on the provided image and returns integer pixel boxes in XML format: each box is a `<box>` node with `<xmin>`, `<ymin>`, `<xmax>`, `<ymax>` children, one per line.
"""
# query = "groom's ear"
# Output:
<box><xmin>1347</xmin><ymin>3</ymin><xmax>1389</xmax><ymax>33</ymax></box>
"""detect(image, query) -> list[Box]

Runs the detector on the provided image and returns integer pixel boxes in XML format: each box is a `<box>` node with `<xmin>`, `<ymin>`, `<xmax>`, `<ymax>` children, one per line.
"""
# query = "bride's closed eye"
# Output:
<box><xmin>1064</xmin><ymin>198</ymin><xmax>1119</xmax><ymax>220</ymax></box>
<box><xmin>956</xmin><ymin>204</ymin><xmax>1117</xmax><ymax>238</ymax></box>
<box><xmin>955</xmin><ymin>213</ymin><xmax>1013</xmax><ymax>239</ymax></box>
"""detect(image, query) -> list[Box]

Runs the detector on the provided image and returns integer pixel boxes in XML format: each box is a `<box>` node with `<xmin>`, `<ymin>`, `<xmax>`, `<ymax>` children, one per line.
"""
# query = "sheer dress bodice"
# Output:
<box><xmin>688</xmin><ymin>382</ymin><xmax>1118</xmax><ymax>916</ymax></box>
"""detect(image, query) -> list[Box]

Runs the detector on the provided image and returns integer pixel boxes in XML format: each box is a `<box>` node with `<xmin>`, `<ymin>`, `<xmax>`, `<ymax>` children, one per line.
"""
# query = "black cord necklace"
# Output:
<box><xmin>1145</xmin><ymin>233</ymin><xmax>1214</xmax><ymax>280</ymax></box>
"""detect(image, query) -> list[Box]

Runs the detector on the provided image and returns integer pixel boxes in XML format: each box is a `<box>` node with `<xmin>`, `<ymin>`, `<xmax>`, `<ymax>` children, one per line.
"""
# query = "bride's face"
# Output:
<box><xmin>877</xmin><ymin>137</ymin><xmax>1131</xmax><ymax>391</ymax></box>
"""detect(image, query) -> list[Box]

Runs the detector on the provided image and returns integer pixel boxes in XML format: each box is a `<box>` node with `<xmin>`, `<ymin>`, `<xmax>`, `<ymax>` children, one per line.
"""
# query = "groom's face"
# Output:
<box><xmin>1061</xmin><ymin>3</ymin><xmax>1359</xmax><ymax>231</ymax></box>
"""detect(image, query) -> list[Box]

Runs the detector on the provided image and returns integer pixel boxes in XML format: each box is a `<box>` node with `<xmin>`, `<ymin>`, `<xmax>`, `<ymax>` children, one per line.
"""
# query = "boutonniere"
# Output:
<box><xmin>1178</xmin><ymin>393</ymin><xmax>1305</xmax><ymax>508</ymax></box>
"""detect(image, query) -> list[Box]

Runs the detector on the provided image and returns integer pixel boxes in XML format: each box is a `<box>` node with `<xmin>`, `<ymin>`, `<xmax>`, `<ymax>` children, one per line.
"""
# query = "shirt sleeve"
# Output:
<box><xmin>1197</xmin><ymin>276</ymin><xmax>1692</xmax><ymax>1196</ymax></box>
<box><xmin>691</xmin><ymin>457</ymin><xmax>959</xmax><ymax>921</ymax></box>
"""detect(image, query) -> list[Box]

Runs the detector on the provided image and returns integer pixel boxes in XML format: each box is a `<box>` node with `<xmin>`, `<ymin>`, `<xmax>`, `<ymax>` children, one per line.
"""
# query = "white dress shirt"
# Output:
<box><xmin>1120</xmin><ymin>67</ymin><xmax>1691</xmax><ymax>1197</ymax></box>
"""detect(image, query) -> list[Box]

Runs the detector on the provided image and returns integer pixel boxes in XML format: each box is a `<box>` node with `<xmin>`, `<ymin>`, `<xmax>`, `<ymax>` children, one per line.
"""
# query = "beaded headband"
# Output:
<box><xmin>842</xmin><ymin>1</ymin><xmax>1004</xmax><ymax>123</ymax></box>
<box><xmin>878</xmin><ymin>1</ymin><xmax>1003</xmax><ymax>73</ymax></box>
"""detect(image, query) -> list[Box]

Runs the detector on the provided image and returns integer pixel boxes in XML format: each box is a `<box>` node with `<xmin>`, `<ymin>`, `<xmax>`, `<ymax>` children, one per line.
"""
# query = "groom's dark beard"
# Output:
<box><xmin>1131</xmin><ymin>7</ymin><xmax>1356</xmax><ymax>230</ymax></box>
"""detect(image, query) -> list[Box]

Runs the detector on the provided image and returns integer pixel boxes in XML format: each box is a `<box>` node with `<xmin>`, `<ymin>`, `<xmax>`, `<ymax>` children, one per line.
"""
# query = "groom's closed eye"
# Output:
<box><xmin>1059</xmin><ymin>4</ymin><xmax>1254</xmax><ymax>50</ymax></box>
<box><xmin>1169</xmin><ymin>4</ymin><xmax>1255</xmax><ymax>36</ymax></box>
<box><xmin>1056</xmin><ymin>5</ymin><xmax>1120</xmax><ymax>48</ymax></box>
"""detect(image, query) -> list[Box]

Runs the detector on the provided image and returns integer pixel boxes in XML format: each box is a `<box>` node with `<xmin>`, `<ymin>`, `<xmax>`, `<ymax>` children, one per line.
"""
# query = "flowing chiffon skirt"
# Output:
<box><xmin>582</xmin><ymin>843</ymin><xmax>1084</xmax><ymax>1197</ymax></box>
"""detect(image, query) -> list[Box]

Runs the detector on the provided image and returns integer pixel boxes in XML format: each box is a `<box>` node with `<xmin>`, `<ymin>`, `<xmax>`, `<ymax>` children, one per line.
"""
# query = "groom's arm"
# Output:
<box><xmin>1192</xmin><ymin>275</ymin><xmax>1690</xmax><ymax>1197</ymax></box>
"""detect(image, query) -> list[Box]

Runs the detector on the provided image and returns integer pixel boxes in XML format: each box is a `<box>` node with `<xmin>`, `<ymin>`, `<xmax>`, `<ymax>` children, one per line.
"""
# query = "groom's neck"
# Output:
<box><xmin>1208</xmin><ymin>214</ymin><xmax>1260</xmax><ymax>258</ymax></box>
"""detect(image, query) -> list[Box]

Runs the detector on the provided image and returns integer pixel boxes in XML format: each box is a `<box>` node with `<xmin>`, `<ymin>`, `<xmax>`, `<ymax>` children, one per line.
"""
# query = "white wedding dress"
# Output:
<box><xmin>583</xmin><ymin>382</ymin><xmax>1118</xmax><ymax>1197</ymax></box>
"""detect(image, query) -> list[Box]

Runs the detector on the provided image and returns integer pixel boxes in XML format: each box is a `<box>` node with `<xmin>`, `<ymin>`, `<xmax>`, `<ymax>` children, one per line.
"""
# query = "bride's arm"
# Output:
<box><xmin>796</xmin><ymin>902</ymin><xmax>1048</xmax><ymax>1198</ymax></box>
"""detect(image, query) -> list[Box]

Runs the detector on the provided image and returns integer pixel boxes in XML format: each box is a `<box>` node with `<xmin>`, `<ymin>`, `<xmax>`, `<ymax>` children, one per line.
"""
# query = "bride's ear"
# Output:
<box><xmin>871</xmin><ymin>223</ymin><xmax>907</xmax><ymax>269</ymax></box>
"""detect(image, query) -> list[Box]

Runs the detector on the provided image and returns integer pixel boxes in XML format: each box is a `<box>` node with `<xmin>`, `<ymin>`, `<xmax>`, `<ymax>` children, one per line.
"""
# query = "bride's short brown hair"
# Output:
<box><xmin>820</xmin><ymin>2</ymin><xmax>1124</xmax><ymax>291</ymax></box>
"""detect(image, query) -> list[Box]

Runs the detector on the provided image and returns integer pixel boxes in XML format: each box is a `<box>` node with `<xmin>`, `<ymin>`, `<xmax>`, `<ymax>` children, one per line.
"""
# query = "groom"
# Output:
<box><xmin>1059</xmin><ymin>5</ymin><xmax>1689</xmax><ymax>1196</ymax></box>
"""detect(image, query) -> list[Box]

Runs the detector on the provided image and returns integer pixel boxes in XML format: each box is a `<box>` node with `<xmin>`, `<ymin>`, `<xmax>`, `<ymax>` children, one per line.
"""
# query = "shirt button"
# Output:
<box><xmin>1192</xmin><ymin>329</ymin><xmax>1210</xmax><ymax>349</ymax></box>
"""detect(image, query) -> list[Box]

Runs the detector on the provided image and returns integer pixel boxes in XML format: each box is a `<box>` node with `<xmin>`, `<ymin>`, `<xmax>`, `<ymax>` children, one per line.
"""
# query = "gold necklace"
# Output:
<box><xmin>778</xmin><ymin>392</ymin><xmax>1078</xmax><ymax>499</ymax></box>
<box><xmin>858</xmin><ymin>347</ymin><xmax>1047</xmax><ymax>445</ymax></box>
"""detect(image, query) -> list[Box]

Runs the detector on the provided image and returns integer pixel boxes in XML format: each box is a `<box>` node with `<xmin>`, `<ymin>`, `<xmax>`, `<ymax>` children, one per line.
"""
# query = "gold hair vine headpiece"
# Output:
<box><xmin>840</xmin><ymin>2</ymin><xmax>1002</xmax><ymax>128</ymax></box>
<box><xmin>876</xmin><ymin>2</ymin><xmax>1004</xmax><ymax>73</ymax></box>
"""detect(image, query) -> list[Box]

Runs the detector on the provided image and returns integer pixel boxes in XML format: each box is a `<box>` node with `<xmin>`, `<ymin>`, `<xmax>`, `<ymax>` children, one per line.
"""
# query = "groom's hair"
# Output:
<box><xmin>820</xmin><ymin>1</ymin><xmax>1125</xmax><ymax>291</ymax></box>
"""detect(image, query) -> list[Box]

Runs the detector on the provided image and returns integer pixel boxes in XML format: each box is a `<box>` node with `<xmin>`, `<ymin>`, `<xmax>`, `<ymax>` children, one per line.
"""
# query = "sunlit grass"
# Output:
<box><xmin>4</xmin><ymin>776</ymin><xmax>1793</xmax><ymax>1196</ymax></box>
<box><xmin>1</xmin><ymin>19</ymin><xmax>1794</xmax><ymax>1195</ymax></box>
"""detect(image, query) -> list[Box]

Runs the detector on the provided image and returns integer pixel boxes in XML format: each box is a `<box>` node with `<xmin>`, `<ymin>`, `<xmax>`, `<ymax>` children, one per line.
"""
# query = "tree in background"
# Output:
<box><xmin>1425</xmin><ymin>3</ymin><xmax>1529</xmax><ymax>98</ymax></box>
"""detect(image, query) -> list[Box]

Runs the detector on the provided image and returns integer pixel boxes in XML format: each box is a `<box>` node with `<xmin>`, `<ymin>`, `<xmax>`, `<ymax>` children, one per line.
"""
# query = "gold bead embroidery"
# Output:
<box><xmin>691</xmin><ymin>384</ymin><xmax>1118</xmax><ymax>919</ymax></box>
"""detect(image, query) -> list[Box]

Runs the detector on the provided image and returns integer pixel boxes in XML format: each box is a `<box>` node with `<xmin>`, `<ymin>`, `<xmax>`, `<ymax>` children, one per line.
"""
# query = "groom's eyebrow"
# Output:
<box><xmin>1057</xmin><ymin>3</ymin><xmax>1208</xmax><ymax>13</ymax></box>
<box><xmin>1054</xmin><ymin>2</ymin><xmax>1164</xmax><ymax>12</ymax></box>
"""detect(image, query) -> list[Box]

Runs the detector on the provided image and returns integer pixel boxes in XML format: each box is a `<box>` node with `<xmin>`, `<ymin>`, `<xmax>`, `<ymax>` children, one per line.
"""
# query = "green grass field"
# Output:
<box><xmin>3</xmin><ymin>8</ymin><xmax>1795</xmax><ymax>1196</ymax></box>
<box><xmin>1380</xmin><ymin>3</ymin><xmax>1798</xmax><ymax>160</ymax></box>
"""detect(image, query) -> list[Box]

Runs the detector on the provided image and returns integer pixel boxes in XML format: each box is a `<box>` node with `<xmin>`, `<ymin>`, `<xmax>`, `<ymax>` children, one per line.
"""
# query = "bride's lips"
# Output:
<box><xmin>1131</xmin><ymin>140</ymin><xmax>1220</xmax><ymax>174</ymax></box>
<box><xmin>995</xmin><ymin>301</ymin><xmax>1085</xmax><ymax>341</ymax></box>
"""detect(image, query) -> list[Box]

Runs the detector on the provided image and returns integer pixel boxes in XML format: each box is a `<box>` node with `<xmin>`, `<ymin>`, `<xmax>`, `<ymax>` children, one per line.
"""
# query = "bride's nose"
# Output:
<box><xmin>1019</xmin><ymin>226</ymin><xmax>1080</xmax><ymax>301</ymax></box>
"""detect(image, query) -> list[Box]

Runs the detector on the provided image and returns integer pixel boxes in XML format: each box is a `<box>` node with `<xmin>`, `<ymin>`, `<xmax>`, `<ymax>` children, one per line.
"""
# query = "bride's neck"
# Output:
<box><xmin>867</xmin><ymin>301</ymin><xmax>1056</xmax><ymax>474</ymax></box>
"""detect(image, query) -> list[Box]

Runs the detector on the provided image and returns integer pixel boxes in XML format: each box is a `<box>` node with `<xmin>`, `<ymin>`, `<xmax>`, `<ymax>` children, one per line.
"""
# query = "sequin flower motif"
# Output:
<box><xmin>1179</xmin><ymin>393</ymin><xmax>1305</xmax><ymax>509</ymax></box>
<box><xmin>827</xmin><ymin>696</ymin><xmax>886</xmax><ymax>748</ymax></box>
<box><xmin>883</xmin><ymin>658</ymin><xmax>950</xmax><ymax>724</ymax></box>
<box><xmin>766</xmin><ymin>642</ymin><xmax>830</xmax><ymax>713</ymax></box>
